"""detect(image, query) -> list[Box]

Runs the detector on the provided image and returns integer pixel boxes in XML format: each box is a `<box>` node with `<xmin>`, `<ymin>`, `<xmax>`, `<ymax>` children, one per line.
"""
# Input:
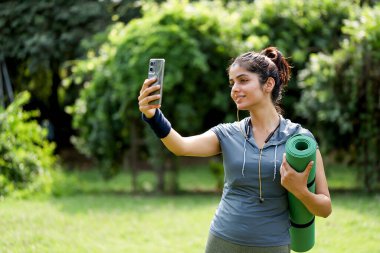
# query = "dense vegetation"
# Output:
<box><xmin>0</xmin><ymin>0</ymin><xmax>379</xmax><ymax>194</ymax></box>
<box><xmin>298</xmin><ymin>5</ymin><xmax>380</xmax><ymax>191</ymax></box>
<box><xmin>0</xmin><ymin>92</ymin><xmax>56</xmax><ymax>197</ymax></box>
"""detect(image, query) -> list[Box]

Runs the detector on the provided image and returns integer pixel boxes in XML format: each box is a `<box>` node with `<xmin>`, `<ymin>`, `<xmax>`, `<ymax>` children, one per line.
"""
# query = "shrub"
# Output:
<box><xmin>297</xmin><ymin>5</ymin><xmax>380</xmax><ymax>191</ymax></box>
<box><xmin>232</xmin><ymin>0</ymin><xmax>352</xmax><ymax>118</ymax></box>
<box><xmin>0</xmin><ymin>92</ymin><xmax>56</xmax><ymax>197</ymax></box>
<box><xmin>66</xmin><ymin>0</ymin><xmax>242</xmax><ymax>178</ymax></box>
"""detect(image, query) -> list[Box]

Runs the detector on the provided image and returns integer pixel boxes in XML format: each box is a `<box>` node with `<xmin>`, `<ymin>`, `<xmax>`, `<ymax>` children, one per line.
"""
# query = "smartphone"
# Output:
<box><xmin>147</xmin><ymin>58</ymin><xmax>165</xmax><ymax>105</ymax></box>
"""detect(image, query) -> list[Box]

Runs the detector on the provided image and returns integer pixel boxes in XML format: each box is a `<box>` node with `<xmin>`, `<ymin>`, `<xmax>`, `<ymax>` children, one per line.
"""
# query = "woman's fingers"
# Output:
<box><xmin>138</xmin><ymin>85</ymin><xmax>160</xmax><ymax>101</ymax></box>
<box><xmin>303</xmin><ymin>161</ymin><xmax>314</xmax><ymax>178</ymax></box>
<box><xmin>137</xmin><ymin>78</ymin><xmax>161</xmax><ymax>117</ymax></box>
<box><xmin>138</xmin><ymin>94</ymin><xmax>161</xmax><ymax>108</ymax></box>
<box><xmin>139</xmin><ymin>103</ymin><xmax>160</xmax><ymax>112</ymax></box>
<box><xmin>280</xmin><ymin>153</ymin><xmax>288</xmax><ymax>175</ymax></box>
<box><xmin>139</xmin><ymin>78</ymin><xmax>157</xmax><ymax>95</ymax></box>
<box><xmin>138</xmin><ymin>85</ymin><xmax>161</xmax><ymax>102</ymax></box>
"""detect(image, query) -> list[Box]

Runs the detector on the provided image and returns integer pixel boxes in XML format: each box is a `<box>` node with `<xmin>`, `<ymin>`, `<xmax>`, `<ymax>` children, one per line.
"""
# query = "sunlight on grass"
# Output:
<box><xmin>0</xmin><ymin>195</ymin><xmax>219</xmax><ymax>253</ymax></box>
<box><xmin>1</xmin><ymin>193</ymin><xmax>379</xmax><ymax>253</ymax></box>
<box><xmin>1</xmin><ymin>163</ymin><xmax>379</xmax><ymax>252</ymax></box>
<box><xmin>314</xmin><ymin>193</ymin><xmax>380</xmax><ymax>253</ymax></box>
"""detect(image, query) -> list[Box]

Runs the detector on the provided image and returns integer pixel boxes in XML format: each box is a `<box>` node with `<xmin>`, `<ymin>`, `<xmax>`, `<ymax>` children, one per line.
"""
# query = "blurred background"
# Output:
<box><xmin>0</xmin><ymin>0</ymin><xmax>379</xmax><ymax>252</ymax></box>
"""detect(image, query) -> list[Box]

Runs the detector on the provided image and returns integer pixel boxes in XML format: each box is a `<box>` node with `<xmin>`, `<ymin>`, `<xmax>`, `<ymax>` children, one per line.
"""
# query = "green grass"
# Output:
<box><xmin>51</xmin><ymin>164</ymin><xmax>217</xmax><ymax>196</ymax></box>
<box><xmin>0</xmin><ymin>195</ymin><xmax>218</xmax><ymax>253</ymax></box>
<box><xmin>324</xmin><ymin>163</ymin><xmax>363</xmax><ymax>190</ymax></box>
<box><xmin>51</xmin><ymin>162</ymin><xmax>374</xmax><ymax>195</ymax></box>
<box><xmin>1</xmin><ymin>163</ymin><xmax>379</xmax><ymax>252</ymax></box>
<box><xmin>1</xmin><ymin>192</ymin><xmax>379</xmax><ymax>253</ymax></box>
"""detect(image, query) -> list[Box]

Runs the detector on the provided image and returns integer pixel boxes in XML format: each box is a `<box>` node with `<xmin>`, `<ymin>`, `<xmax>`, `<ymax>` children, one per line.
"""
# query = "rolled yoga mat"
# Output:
<box><xmin>285</xmin><ymin>134</ymin><xmax>317</xmax><ymax>252</ymax></box>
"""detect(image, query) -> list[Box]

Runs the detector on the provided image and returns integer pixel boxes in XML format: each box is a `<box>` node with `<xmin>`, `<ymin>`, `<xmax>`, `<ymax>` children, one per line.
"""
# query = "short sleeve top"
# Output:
<box><xmin>209</xmin><ymin>116</ymin><xmax>316</xmax><ymax>247</ymax></box>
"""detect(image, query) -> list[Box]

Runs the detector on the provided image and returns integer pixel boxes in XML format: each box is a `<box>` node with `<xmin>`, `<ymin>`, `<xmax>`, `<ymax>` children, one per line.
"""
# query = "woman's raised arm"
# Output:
<box><xmin>138</xmin><ymin>78</ymin><xmax>220</xmax><ymax>157</ymax></box>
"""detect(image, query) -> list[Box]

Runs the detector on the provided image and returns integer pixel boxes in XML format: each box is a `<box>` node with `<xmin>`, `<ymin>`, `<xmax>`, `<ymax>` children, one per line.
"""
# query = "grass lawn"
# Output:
<box><xmin>1</xmin><ymin>164</ymin><xmax>379</xmax><ymax>253</ymax></box>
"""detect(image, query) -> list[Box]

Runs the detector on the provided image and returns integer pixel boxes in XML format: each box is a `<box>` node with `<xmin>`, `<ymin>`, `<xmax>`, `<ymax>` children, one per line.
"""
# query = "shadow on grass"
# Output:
<box><xmin>49</xmin><ymin>186</ymin><xmax>380</xmax><ymax>218</ymax></box>
<box><xmin>49</xmin><ymin>190</ymin><xmax>220</xmax><ymax>215</ymax></box>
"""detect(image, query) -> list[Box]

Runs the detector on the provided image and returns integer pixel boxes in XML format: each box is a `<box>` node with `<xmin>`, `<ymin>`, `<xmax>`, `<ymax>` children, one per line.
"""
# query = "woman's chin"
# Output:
<box><xmin>236</xmin><ymin>104</ymin><xmax>248</xmax><ymax>110</ymax></box>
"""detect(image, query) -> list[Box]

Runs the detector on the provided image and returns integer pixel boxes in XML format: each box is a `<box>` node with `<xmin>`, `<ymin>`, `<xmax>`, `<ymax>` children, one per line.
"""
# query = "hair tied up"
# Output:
<box><xmin>260</xmin><ymin>47</ymin><xmax>290</xmax><ymax>87</ymax></box>
<box><xmin>228</xmin><ymin>46</ymin><xmax>292</xmax><ymax>114</ymax></box>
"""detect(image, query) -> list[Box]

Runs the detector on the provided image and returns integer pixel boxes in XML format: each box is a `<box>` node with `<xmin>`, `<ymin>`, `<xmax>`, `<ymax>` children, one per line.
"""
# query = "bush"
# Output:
<box><xmin>232</xmin><ymin>0</ymin><xmax>352</xmax><ymax>118</ymax></box>
<box><xmin>66</xmin><ymin>0</ymin><xmax>242</xmax><ymax>178</ymax></box>
<box><xmin>297</xmin><ymin>5</ymin><xmax>380</xmax><ymax>191</ymax></box>
<box><xmin>0</xmin><ymin>92</ymin><xmax>56</xmax><ymax>197</ymax></box>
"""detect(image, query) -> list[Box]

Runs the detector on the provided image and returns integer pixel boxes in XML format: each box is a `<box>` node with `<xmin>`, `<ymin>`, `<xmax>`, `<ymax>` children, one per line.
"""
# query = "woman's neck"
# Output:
<box><xmin>249</xmin><ymin>106</ymin><xmax>280</xmax><ymax>134</ymax></box>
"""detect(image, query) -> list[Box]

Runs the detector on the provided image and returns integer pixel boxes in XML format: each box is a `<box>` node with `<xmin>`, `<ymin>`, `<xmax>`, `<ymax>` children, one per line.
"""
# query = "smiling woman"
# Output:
<box><xmin>138</xmin><ymin>47</ymin><xmax>331</xmax><ymax>253</ymax></box>
<box><xmin>228</xmin><ymin>48</ymin><xmax>290</xmax><ymax>115</ymax></box>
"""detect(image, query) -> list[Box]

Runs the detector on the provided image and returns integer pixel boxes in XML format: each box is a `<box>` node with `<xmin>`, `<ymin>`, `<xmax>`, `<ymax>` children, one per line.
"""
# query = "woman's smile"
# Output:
<box><xmin>234</xmin><ymin>94</ymin><xmax>246</xmax><ymax>102</ymax></box>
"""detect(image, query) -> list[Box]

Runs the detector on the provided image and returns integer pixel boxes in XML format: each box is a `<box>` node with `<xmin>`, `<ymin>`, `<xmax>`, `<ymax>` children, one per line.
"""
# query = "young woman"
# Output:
<box><xmin>138</xmin><ymin>47</ymin><xmax>332</xmax><ymax>253</ymax></box>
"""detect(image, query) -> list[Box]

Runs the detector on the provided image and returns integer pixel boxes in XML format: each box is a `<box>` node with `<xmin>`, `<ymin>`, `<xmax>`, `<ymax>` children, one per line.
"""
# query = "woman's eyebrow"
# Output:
<box><xmin>229</xmin><ymin>74</ymin><xmax>249</xmax><ymax>81</ymax></box>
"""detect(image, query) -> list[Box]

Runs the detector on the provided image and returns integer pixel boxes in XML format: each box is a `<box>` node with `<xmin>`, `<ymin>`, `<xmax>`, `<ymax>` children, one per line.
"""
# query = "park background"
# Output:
<box><xmin>0</xmin><ymin>0</ymin><xmax>379</xmax><ymax>252</ymax></box>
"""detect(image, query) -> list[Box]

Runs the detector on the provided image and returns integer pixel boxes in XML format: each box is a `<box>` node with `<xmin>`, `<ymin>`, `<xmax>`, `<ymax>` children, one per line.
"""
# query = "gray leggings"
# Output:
<box><xmin>205</xmin><ymin>233</ymin><xmax>290</xmax><ymax>253</ymax></box>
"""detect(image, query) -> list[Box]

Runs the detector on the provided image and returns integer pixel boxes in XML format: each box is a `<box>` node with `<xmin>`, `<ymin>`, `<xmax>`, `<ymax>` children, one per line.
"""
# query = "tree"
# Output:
<box><xmin>67</xmin><ymin>0</ymin><xmax>243</xmax><ymax>191</ymax></box>
<box><xmin>297</xmin><ymin>5</ymin><xmax>380</xmax><ymax>192</ymax></box>
<box><xmin>0</xmin><ymin>0</ymin><xmax>143</xmax><ymax>150</ymax></box>
<box><xmin>232</xmin><ymin>0</ymin><xmax>352</xmax><ymax>120</ymax></box>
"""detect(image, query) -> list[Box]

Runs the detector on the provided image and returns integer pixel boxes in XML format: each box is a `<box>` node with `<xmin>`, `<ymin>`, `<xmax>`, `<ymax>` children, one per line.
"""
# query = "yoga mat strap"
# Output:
<box><xmin>290</xmin><ymin>216</ymin><xmax>315</xmax><ymax>229</ymax></box>
<box><xmin>307</xmin><ymin>177</ymin><xmax>315</xmax><ymax>188</ymax></box>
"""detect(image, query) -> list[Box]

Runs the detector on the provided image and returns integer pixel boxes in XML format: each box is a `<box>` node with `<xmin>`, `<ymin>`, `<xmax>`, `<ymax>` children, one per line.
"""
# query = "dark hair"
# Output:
<box><xmin>228</xmin><ymin>47</ymin><xmax>291</xmax><ymax>113</ymax></box>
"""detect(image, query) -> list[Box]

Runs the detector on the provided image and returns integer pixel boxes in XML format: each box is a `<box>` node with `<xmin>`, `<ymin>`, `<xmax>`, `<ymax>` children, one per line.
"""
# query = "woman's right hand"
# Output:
<box><xmin>138</xmin><ymin>78</ymin><xmax>161</xmax><ymax>118</ymax></box>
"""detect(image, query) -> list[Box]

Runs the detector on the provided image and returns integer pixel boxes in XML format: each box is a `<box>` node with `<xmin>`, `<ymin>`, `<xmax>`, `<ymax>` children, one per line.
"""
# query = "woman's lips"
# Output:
<box><xmin>234</xmin><ymin>95</ymin><xmax>246</xmax><ymax>102</ymax></box>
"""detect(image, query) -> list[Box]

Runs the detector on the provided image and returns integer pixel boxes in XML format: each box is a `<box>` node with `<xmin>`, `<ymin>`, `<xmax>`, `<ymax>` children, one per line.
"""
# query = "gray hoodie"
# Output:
<box><xmin>209</xmin><ymin>116</ymin><xmax>316</xmax><ymax>247</ymax></box>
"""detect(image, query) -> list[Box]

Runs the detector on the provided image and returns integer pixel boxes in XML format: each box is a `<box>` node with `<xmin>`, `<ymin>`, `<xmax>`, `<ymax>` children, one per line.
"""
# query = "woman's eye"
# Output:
<box><xmin>228</xmin><ymin>82</ymin><xmax>234</xmax><ymax>88</ymax></box>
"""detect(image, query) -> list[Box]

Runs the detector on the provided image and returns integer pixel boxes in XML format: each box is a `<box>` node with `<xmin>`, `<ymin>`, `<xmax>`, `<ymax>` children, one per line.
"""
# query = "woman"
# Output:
<box><xmin>138</xmin><ymin>47</ymin><xmax>332</xmax><ymax>253</ymax></box>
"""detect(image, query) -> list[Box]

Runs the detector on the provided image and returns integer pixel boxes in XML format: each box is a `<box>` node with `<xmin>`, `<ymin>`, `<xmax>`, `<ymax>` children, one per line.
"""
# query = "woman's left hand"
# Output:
<box><xmin>280</xmin><ymin>153</ymin><xmax>313</xmax><ymax>198</ymax></box>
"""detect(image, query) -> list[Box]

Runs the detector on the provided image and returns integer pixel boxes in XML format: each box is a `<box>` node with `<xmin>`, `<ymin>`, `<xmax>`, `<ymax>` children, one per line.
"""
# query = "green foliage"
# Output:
<box><xmin>240</xmin><ymin>0</ymin><xmax>351</xmax><ymax>63</ymax></box>
<box><xmin>297</xmin><ymin>5</ymin><xmax>380</xmax><ymax>191</ymax></box>
<box><xmin>0</xmin><ymin>0</ymin><xmax>111</xmax><ymax>100</ymax></box>
<box><xmin>231</xmin><ymin>0</ymin><xmax>352</xmax><ymax>117</ymax></box>
<box><xmin>209</xmin><ymin>159</ymin><xmax>224</xmax><ymax>191</ymax></box>
<box><xmin>0</xmin><ymin>92</ymin><xmax>56</xmax><ymax>197</ymax></box>
<box><xmin>67</xmin><ymin>0</ymin><xmax>242</xmax><ymax>177</ymax></box>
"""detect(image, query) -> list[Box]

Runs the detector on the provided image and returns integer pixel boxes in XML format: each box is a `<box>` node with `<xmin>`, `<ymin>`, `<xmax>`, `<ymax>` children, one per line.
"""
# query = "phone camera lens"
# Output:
<box><xmin>149</xmin><ymin>67</ymin><xmax>154</xmax><ymax>72</ymax></box>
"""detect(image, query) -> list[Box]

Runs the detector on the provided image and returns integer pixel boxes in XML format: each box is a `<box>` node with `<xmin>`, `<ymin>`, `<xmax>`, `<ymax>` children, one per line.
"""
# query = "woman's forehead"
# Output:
<box><xmin>229</xmin><ymin>64</ymin><xmax>256</xmax><ymax>79</ymax></box>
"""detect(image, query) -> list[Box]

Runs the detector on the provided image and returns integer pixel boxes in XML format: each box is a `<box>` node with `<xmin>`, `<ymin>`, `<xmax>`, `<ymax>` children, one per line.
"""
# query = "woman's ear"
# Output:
<box><xmin>265</xmin><ymin>77</ymin><xmax>275</xmax><ymax>93</ymax></box>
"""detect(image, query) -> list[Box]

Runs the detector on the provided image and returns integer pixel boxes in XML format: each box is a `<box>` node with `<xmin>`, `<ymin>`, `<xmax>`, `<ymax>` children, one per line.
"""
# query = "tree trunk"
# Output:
<box><xmin>155</xmin><ymin>147</ymin><xmax>166</xmax><ymax>193</ymax></box>
<box><xmin>167</xmin><ymin>156</ymin><xmax>179</xmax><ymax>194</ymax></box>
<box><xmin>129</xmin><ymin>122</ymin><xmax>139</xmax><ymax>192</ymax></box>
<box><xmin>144</xmin><ymin>127</ymin><xmax>166</xmax><ymax>193</ymax></box>
<box><xmin>49</xmin><ymin>61</ymin><xmax>73</xmax><ymax>151</ymax></box>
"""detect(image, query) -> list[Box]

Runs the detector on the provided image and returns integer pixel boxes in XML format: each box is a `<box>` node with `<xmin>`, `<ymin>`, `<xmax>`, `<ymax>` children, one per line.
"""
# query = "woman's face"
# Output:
<box><xmin>229</xmin><ymin>64</ymin><xmax>266</xmax><ymax>110</ymax></box>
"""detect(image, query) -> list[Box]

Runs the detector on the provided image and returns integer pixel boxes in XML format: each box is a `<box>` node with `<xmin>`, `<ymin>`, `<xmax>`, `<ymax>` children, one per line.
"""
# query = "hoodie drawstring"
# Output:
<box><xmin>273</xmin><ymin>145</ymin><xmax>278</xmax><ymax>181</ymax></box>
<box><xmin>241</xmin><ymin>138</ymin><xmax>247</xmax><ymax>177</ymax></box>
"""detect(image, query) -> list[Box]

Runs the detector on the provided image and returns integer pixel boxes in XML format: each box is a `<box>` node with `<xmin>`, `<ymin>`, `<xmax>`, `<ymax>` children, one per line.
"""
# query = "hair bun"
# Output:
<box><xmin>260</xmin><ymin>46</ymin><xmax>290</xmax><ymax>87</ymax></box>
<box><xmin>261</xmin><ymin>47</ymin><xmax>281</xmax><ymax>66</ymax></box>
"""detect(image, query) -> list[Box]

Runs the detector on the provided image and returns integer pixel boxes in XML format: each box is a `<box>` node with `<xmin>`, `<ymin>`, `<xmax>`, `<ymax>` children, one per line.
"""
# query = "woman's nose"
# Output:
<box><xmin>230</xmin><ymin>84</ymin><xmax>239</xmax><ymax>97</ymax></box>
<box><xmin>231</xmin><ymin>83</ymin><xmax>240</xmax><ymax>92</ymax></box>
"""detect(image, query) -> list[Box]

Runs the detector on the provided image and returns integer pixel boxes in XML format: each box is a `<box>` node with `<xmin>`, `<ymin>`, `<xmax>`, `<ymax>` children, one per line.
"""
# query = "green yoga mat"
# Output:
<box><xmin>285</xmin><ymin>134</ymin><xmax>317</xmax><ymax>252</ymax></box>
